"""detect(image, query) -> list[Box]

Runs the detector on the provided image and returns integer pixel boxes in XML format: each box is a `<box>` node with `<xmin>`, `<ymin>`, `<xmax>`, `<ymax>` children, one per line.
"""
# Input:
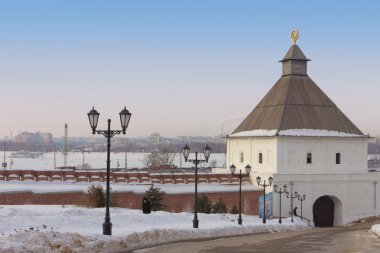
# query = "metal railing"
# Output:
<box><xmin>289</xmin><ymin>212</ymin><xmax>311</xmax><ymax>227</ymax></box>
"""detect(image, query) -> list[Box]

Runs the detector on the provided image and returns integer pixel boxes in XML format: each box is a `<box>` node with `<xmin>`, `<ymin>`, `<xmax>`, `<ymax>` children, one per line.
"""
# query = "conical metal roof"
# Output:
<box><xmin>280</xmin><ymin>44</ymin><xmax>310</xmax><ymax>62</ymax></box>
<box><xmin>231</xmin><ymin>44</ymin><xmax>364</xmax><ymax>137</ymax></box>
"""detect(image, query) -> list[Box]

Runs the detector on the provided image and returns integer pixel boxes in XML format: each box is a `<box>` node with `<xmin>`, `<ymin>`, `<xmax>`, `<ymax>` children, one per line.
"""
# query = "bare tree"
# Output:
<box><xmin>209</xmin><ymin>160</ymin><xmax>217</xmax><ymax>167</ymax></box>
<box><xmin>144</xmin><ymin>146</ymin><xmax>175</xmax><ymax>169</ymax></box>
<box><xmin>77</xmin><ymin>163</ymin><xmax>92</xmax><ymax>170</ymax></box>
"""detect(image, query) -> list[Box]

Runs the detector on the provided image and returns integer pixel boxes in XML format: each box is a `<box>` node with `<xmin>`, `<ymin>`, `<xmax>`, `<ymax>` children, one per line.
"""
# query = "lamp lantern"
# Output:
<box><xmin>256</xmin><ymin>176</ymin><xmax>261</xmax><ymax>186</ymax></box>
<box><xmin>245</xmin><ymin>164</ymin><xmax>251</xmax><ymax>175</ymax></box>
<box><xmin>268</xmin><ymin>176</ymin><xmax>273</xmax><ymax>186</ymax></box>
<box><xmin>203</xmin><ymin>144</ymin><xmax>212</xmax><ymax>162</ymax></box>
<box><xmin>119</xmin><ymin>106</ymin><xmax>132</xmax><ymax>134</ymax></box>
<box><xmin>87</xmin><ymin>107</ymin><xmax>100</xmax><ymax>134</ymax></box>
<box><xmin>229</xmin><ymin>164</ymin><xmax>236</xmax><ymax>175</ymax></box>
<box><xmin>182</xmin><ymin>144</ymin><xmax>190</xmax><ymax>162</ymax></box>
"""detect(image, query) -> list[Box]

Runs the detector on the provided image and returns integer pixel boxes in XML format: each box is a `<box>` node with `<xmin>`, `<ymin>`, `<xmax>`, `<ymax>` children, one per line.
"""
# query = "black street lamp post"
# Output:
<box><xmin>2</xmin><ymin>143</ymin><xmax>7</xmax><ymax>169</ymax></box>
<box><xmin>87</xmin><ymin>106</ymin><xmax>131</xmax><ymax>236</ymax></box>
<box><xmin>230</xmin><ymin>164</ymin><xmax>251</xmax><ymax>225</ymax></box>
<box><xmin>273</xmin><ymin>184</ymin><xmax>287</xmax><ymax>224</ymax></box>
<box><xmin>182</xmin><ymin>144</ymin><xmax>212</xmax><ymax>228</ymax></box>
<box><xmin>284</xmin><ymin>184</ymin><xmax>298</xmax><ymax>223</ymax></box>
<box><xmin>256</xmin><ymin>175</ymin><xmax>273</xmax><ymax>224</ymax></box>
<box><xmin>297</xmin><ymin>193</ymin><xmax>306</xmax><ymax>220</ymax></box>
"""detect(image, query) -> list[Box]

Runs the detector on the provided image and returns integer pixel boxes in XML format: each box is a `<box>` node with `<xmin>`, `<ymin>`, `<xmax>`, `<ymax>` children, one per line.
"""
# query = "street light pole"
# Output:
<box><xmin>105</xmin><ymin>119</ymin><xmax>112</xmax><ymax>235</ymax></box>
<box><xmin>273</xmin><ymin>184</ymin><xmax>287</xmax><ymax>224</ymax></box>
<box><xmin>2</xmin><ymin>143</ymin><xmax>7</xmax><ymax>169</ymax></box>
<box><xmin>298</xmin><ymin>194</ymin><xmax>306</xmax><ymax>220</ymax></box>
<box><xmin>194</xmin><ymin>152</ymin><xmax>199</xmax><ymax>228</ymax></box>
<box><xmin>284</xmin><ymin>184</ymin><xmax>298</xmax><ymax>223</ymax></box>
<box><xmin>183</xmin><ymin>144</ymin><xmax>212</xmax><ymax>228</ymax></box>
<box><xmin>125</xmin><ymin>138</ymin><xmax>128</xmax><ymax>169</ymax></box>
<box><xmin>230</xmin><ymin>164</ymin><xmax>251</xmax><ymax>225</ymax></box>
<box><xmin>256</xmin><ymin>176</ymin><xmax>273</xmax><ymax>224</ymax></box>
<box><xmin>87</xmin><ymin>106</ymin><xmax>131</xmax><ymax>236</ymax></box>
<box><xmin>82</xmin><ymin>147</ymin><xmax>85</xmax><ymax>169</ymax></box>
<box><xmin>239</xmin><ymin>170</ymin><xmax>242</xmax><ymax>224</ymax></box>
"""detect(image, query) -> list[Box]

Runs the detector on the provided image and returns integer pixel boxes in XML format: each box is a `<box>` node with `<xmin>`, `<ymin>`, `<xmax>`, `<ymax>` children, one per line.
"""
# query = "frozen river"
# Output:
<box><xmin>3</xmin><ymin>152</ymin><xmax>378</xmax><ymax>171</ymax></box>
<box><xmin>2</xmin><ymin>152</ymin><xmax>226</xmax><ymax>170</ymax></box>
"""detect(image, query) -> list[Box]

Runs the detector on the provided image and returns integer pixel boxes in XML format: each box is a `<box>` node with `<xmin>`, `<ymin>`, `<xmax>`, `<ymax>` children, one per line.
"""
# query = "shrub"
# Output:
<box><xmin>196</xmin><ymin>194</ymin><xmax>212</xmax><ymax>214</ymax></box>
<box><xmin>212</xmin><ymin>199</ymin><xmax>227</xmax><ymax>213</ymax></box>
<box><xmin>110</xmin><ymin>191</ymin><xmax>119</xmax><ymax>207</ymax></box>
<box><xmin>145</xmin><ymin>185</ymin><xmax>166</xmax><ymax>211</ymax></box>
<box><xmin>88</xmin><ymin>184</ymin><xmax>105</xmax><ymax>208</ymax></box>
<box><xmin>87</xmin><ymin>184</ymin><xmax>119</xmax><ymax>208</ymax></box>
<box><xmin>230</xmin><ymin>205</ymin><xmax>239</xmax><ymax>214</ymax></box>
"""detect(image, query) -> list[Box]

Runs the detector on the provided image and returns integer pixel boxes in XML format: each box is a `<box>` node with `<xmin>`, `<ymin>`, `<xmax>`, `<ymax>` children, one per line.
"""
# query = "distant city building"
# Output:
<box><xmin>15</xmin><ymin>132</ymin><xmax>53</xmax><ymax>144</ymax></box>
<box><xmin>148</xmin><ymin>133</ymin><xmax>160</xmax><ymax>143</ymax></box>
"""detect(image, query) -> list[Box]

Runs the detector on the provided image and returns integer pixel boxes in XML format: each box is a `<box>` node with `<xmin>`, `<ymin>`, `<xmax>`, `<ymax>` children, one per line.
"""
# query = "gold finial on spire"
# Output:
<box><xmin>290</xmin><ymin>29</ymin><xmax>299</xmax><ymax>44</ymax></box>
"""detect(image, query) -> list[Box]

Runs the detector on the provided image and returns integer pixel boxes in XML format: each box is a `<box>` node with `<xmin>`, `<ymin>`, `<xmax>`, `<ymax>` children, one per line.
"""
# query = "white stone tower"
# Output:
<box><xmin>226</xmin><ymin>30</ymin><xmax>378</xmax><ymax>226</ymax></box>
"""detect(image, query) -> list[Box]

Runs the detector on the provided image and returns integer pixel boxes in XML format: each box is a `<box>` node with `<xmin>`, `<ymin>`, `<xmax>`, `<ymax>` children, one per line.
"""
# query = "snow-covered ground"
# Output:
<box><xmin>0</xmin><ymin>205</ymin><xmax>308</xmax><ymax>253</ymax></box>
<box><xmin>371</xmin><ymin>224</ymin><xmax>380</xmax><ymax>237</ymax></box>
<box><xmin>0</xmin><ymin>181</ymin><xmax>258</xmax><ymax>194</ymax></box>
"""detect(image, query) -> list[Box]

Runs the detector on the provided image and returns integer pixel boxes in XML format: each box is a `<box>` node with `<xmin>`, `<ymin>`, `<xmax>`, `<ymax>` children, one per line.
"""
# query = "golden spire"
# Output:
<box><xmin>290</xmin><ymin>29</ymin><xmax>299</xmax><ymax>44</ymax></box>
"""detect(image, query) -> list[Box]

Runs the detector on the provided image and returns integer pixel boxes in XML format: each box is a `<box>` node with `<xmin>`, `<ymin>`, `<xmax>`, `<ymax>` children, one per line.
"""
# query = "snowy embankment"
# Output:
<box><xmin>0</xmin><ymin>205</ymin><xmax>308</xmax><ymax>253</ymax></box>
<box><xmin>371</xmin><ymin>224</ymin><xmax>380</xmax><ymax>237</ymax></box>
<box><xmin>0</xmin><ymin>180</ymin><xmax>258</xmax><ymax>194</ymax></box>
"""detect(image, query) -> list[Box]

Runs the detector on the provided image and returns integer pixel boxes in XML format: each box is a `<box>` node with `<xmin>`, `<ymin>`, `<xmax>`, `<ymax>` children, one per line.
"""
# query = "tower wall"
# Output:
<box><xmin>282</xmin><ymin>60</ymin><xmax>307</xmax><ymax>75</ymax></box>
<box><xmin>273</xmin><ymin>173</ymin><xmax>380</xmax><ymax>226</ymax></box>
<box><xmin>277</xmin><ymin>137</ymin><xmax>368</xmax><ymax>174</ymax></box>
<box><xmin>226</xmin><ymin>136</ymin><xmax>278</xmax><ymax>181</ymax></box>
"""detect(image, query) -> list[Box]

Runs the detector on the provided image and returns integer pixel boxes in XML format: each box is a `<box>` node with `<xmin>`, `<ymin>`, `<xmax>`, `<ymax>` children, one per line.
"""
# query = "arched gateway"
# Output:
<box><xmin>313</xmin><ymin>196</ymin><xmax>334</xmax><ymax>227</ymax></box>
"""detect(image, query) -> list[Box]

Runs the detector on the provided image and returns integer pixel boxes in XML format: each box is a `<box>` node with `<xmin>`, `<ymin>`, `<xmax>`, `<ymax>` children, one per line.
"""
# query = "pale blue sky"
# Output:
<box><xmin>0</xmin><ymin>1</ymin><xmax>379</xmax><ymax>138</ymax></box>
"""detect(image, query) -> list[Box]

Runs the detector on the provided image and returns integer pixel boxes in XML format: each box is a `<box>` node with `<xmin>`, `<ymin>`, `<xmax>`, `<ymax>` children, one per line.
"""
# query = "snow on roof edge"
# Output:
<box><xmin>229</xmin><ymin>129</ymin><xmax>367</xmax><ymax>138</ymax></box>
<box><xmin>229</xmin><ymin>129</ymin><xmax>277</xmax><ymax>137</ymax></box>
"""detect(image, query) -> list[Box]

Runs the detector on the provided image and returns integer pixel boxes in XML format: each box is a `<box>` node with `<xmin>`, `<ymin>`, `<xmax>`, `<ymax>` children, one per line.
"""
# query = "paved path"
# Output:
<box><xmin>133</xmin><ymin>217</ymin><xmax>380</xmax><ymax>253</ymax></box>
